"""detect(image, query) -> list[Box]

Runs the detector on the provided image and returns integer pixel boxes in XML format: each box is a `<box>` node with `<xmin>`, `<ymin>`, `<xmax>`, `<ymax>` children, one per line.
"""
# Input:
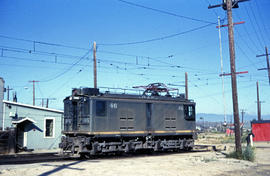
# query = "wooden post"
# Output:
<box><xmin>8</xmin><ymin>129</ymin><xmax>16</xmax><ymax>154</ymax></box>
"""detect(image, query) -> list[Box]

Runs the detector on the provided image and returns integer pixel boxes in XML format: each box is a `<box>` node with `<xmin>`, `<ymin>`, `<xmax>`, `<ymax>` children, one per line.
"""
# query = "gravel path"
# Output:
<box><xmin>0</xmin><ymin>142</ymin><xmax>269</xmax><ymax>176</ymax></box>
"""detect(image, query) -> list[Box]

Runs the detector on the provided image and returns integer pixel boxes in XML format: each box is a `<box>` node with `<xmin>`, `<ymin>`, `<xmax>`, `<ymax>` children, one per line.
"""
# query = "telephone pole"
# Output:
<box><xmin>29</xmin><ymin>80</ymin><xmax>39</xmax><ymax>106</ymax></box>
<box><xmin>36</xmin><ymin>98</ymin><xmax>56</xmax><ymax>108</ymax></box>
<box><xmin>256</xmin><ymin>81</ymin><xmax>261</xmax><ymax>121</ymax></box>
<box><xmin>93</xmin><ymin>41</ymin><xmax>97</xmax><ymax>88</ymax></box>
<box><xmin>185</xmin><ymin>72</ymin><xmax>188</xmax><ymax>99</ymax></box>
<box><xmin>227</xmin><ymin>0</ymin><xmax>242</xmax><ymax>154</ymax></box>
<box><xmin>256</xmin><ymin>46</ymin><xmax>270</xmax><ymax>85</ymax></box>
<box><xmin>240</xmin><ymin>109</ymin><xmax>245</xmax><ymax>136</ymax></box>
<box><xmin>6</xmin><ymin>86</ymin><xmax>13</xmax><ymax>101</ymax></box>
<box><xmin>208</xmin><ymin>0</ymin><xmax>248</xmax><ymax>154</ymax></box>
<box><xmin>217</xmin><ymin>16</ymin><xmax>227</xmax><ymax>125</ymax></box>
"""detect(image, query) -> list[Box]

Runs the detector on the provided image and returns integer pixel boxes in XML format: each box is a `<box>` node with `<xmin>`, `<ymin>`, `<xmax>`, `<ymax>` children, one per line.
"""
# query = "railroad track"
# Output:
<box><xmin>0</xmin><ymin>145</ymin><xmax>217</xmax><ymax>165</ymax></box>
<box><xmin>0</xmin><ymin>153</ymin><xmax>69</xmax><ymax>165</ymax></box>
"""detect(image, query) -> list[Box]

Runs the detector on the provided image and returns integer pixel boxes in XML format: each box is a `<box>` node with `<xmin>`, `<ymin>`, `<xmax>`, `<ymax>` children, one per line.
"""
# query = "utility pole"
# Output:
<box><xmin>217</xmin><ymin>16</ymin><xmax>227</xmax><ymax>125</ymax></box>
<box><xmin>36</xmin><ymin>98</ymin><xmax>56</xmax><ymax>108</ymax></box>
<box><xmin>256</xmin><ymin>46</ymin><xmax>270</xmax><ymax>85</ymax></box>
<box><xmin>240</xmin><ymin>109</ymin><xmax>245</xmax><ymax>136</ymax></box>
<box><xmin>256</xmin><ymin>81</ymin><xmax>261</xmax><ymax>121</ymax></box>
<box><xmin>226</xmin><ymin>0</ymin><xmax>242</xmax><ymax>155</ymax></box>
<box><xmin>29</xmin><ymin>80</ymin><xmax>39</xmax><ymax>106</ymax></box>
<box><xmin>208</xmin><ymin>0</ymin><xmax>249</xmax><ymax>155</ymax></box>
<box><xmin>185</xmin><ymin>72</ymin><xmax>188</xmax><ymax>99</ymax></box>
<box><xmin>93</xmin><ymin>41</ymin><xmax>97</xmax><ymax>88</ymax></box>
<box><xmin>6</xmin><ymin>86</ymin><xmax>13</xmax><ymax>101</ymax></box>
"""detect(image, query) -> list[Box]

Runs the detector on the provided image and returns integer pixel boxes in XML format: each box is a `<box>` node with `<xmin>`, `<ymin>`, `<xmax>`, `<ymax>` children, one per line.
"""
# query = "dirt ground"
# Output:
<box><xmin>0</xmin><ymin>134</ymin><xmax>269</xmax><ymax>176</ymax></box>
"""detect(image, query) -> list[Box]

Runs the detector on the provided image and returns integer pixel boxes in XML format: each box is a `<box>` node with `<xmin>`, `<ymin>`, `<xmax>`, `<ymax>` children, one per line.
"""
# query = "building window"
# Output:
<box><xmin>96</xmin><ymin>101</ymin><xmax>106</xmax><ymax>116</ymax></box>
<box><xmin>184</xmin><ymin>105</ymin><xmax>195</xmax><ymax>121</ymax></box>
<box><xmin>44</xmin><ymin>118</ymin><xmax>55</xmax><ymax>138</ymax></box>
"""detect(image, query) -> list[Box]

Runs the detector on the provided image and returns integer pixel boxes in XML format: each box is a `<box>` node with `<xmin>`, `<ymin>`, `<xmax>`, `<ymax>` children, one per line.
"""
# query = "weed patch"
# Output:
<box><xmin>226</xmin><ymin>146</ymin><xmax>255</xmax><ymax>162</ymax></box>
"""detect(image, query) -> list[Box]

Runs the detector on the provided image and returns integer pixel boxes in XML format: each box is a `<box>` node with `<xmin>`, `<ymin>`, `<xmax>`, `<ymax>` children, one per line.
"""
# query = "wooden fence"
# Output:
<box><xmin>0</xmin><ymin>129</ymin><xmax>16</xmax><ymax>154</ymax></box>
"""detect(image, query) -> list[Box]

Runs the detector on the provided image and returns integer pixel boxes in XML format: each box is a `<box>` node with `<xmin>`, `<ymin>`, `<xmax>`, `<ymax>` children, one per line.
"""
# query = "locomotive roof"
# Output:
<box><xmin>67</xmin><ymin>87</ymin><xmax>194</xmax><ymax>104</ymax></box>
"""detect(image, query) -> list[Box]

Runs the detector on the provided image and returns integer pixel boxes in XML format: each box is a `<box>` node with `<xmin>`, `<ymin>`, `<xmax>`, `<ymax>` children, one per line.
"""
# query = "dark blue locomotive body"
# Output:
<box><xmin>60</xmin><ymin>87</ymin><xmax>196</xmax><ymax>157</ymax></box>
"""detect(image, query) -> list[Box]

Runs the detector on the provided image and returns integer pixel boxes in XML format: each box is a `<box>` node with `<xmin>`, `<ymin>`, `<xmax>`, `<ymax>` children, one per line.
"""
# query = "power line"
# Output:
<box><xmin>0</xmin><ymin>34</ymin><xmax>89</xmax><ymax>51</ymax></box>
<box><xmin>0</xmin><ymin>55</ymin><xmax>90</xmax><ymax>67</ymax></box>
<box><xmin>1</xmin><ymin>41</ymin><xmax>216</xmax><ymax>73</ymax></box>
<box><xmin>243</xmin><ymin>4</ymin><xmax>265</xmax><ymax>50</ymax></box>
<box><xmin>234</xmin><ymin>12</ymin><xmax>262</xmax><ymax>53</ymax></box>
<box><xmin>98</xmin><ymin>23</ymin><xmax>215</xmax><ymax>46</ymax></box>
<box><xmin>40</xmin><ymin>49</ymin><xmax>91</xmax><ymax>82</ymax></box>
<box><xmin>234</xmin><ymin>41</ymin><xmax>258</xmax><ymax>70</ymax></box>
<box><xmin>253</xmin><ymin>0</ymin><xmax>270</xmax><ymax>44</ymax></box>
<box><xmin>247</xmin><ymin>2</ymin><xmax>267</xmax><ymax>46</ymax></box>
<box><xmin>0</xmin><ymin>45</ymin><xmax>90</xmax><ymax>60</ymax></box>
<box><xmin>117</xmin><ymin>0</ymin><xmax>217</xmax><ymax>24</ymax></box>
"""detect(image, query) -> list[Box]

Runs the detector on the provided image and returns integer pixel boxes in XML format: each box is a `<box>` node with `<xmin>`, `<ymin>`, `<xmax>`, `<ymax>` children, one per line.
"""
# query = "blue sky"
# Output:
<box><xmin>0</xmin><ymin>0</ymin><xmax>270</xmax><ymax>117</ymax></box>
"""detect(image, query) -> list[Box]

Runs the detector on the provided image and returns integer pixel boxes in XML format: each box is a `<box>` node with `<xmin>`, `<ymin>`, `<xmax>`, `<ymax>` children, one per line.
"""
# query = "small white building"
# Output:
<box><xmin>0</xmin><ymin>77</ymin><xmax>63</xmax><ymax>151</ymax></box>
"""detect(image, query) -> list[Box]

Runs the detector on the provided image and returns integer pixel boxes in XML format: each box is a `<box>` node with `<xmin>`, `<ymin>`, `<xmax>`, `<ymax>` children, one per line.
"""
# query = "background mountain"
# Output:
<box><xmin>196</xmin><ymin>113</ymin><xmax>270</xmax><ymax>123</ymax></box>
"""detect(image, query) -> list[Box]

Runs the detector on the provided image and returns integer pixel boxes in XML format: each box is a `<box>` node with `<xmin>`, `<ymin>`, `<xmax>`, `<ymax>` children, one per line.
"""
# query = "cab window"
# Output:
<box><xmin>96</xmin><ymin>101</ymin><xmax>106</xmax><ymax>116</ymax></box>
<box><xmin>184</xmin><ymin>105</ymin><xmax>195</xmax><ymax>121</ymax></box>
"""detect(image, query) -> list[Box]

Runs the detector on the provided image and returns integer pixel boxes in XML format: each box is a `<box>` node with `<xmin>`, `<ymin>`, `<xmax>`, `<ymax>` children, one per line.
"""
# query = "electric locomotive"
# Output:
<box><xmin>59</xmin><ymin>83</ymin><xmax>196</xmax><ymax>157</ymax></box>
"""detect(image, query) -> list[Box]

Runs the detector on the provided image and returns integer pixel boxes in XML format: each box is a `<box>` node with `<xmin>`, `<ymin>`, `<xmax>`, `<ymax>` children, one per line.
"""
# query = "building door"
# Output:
<box><xmin>16</xmin><ymin>124</ymin><xmax>25</xmax><ymax>148</ymax></box>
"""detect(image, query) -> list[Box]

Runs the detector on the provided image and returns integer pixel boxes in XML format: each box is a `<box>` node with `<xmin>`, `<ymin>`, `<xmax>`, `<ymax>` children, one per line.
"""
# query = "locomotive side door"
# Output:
<box><xmin>146</xmin><ymin>103</ymin><xmax>152</xmax><ymax>131</ymax></box>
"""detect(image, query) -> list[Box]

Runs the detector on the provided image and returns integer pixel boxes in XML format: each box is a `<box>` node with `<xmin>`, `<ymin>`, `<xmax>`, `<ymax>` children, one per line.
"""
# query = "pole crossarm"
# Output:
<box><xmin>219</xmin><ymin>71</ymin><xmax>248</xmax><ymax>77</ymax></box>
<box><xmin>256</xmin><ymin>54</ymin><xmax>270</xmax><ymax>57</ymax></box>
<box><xmin>216</xmin><ymin>21</ymin><xmax>245</xmax><ymax>28</ymax></box>
<box><xmin>208</xmin><ymin>0</ymin><xmax>249</xmax><ymax>10</ymax></box>
<box><xmin>256</xmin><ymin>47</ymin><xmax>270</xmax><ymax>85</ymax></box>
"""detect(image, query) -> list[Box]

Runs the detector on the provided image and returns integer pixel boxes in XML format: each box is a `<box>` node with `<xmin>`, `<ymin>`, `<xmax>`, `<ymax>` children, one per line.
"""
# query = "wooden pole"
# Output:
<box><xmin>185</xmin><ymin>72</ymin><xmax>188</xmax><ymax>99</ymax></box>
<box><xmin>265</xmin><ymin>47</ymin><xmax>270</xmax><ymax>85</ymax></box>
<box><xmin>93</xmin><ymin>42</ymin><xmax>97</xmax><ymax>88</ymax></box>
<box><xmin>226</xmin><ymin>0</ymin><xmax>242</xmax><ymax>154</ymax></box>
<box><xmin>257</xmin><ymin>81</ymin><xmax>261</xmax><ymax>121</ymax></box>
<box><xmin>29</xmin><ymin>80</ymin><xmax>39</xmax><ymax>106</ymax></box>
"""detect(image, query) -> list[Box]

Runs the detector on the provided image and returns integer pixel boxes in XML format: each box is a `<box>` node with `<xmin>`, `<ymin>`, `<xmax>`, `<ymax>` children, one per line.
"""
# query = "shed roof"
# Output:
<box><xmin>251</xmin><ymin>120</ymin><xmax>270</xmax><ymax>124</ymax></box>
<box><xmin>3</xmin><ymin>100</ymin><xmax>63</xmax><ymax>114</ymax></box>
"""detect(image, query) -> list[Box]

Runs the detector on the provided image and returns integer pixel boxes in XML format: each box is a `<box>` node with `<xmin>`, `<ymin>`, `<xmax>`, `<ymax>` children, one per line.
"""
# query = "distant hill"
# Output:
<box><xmin>196</xmin><ymin>113</ymin><xmax>270</xmax><ymax>122</ymax></box>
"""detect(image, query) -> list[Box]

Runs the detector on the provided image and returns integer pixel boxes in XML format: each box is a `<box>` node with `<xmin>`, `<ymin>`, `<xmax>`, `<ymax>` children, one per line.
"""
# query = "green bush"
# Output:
<box><xmin>242</xmin><ymin>146</ymin><xmax>255</xmax><ymax>162</ymax></box>
<box><xmin>226</xmin><ymin>146</ymin><xmax>255</xmax><ymax>162</ymax></box>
